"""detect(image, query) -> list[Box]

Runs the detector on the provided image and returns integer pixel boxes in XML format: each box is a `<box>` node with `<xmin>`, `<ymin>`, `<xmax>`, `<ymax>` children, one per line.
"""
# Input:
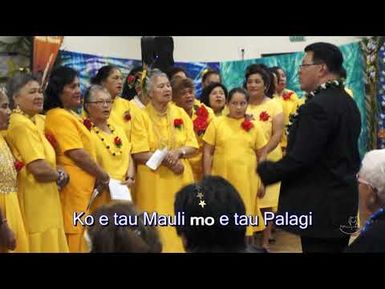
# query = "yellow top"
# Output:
<box><xmin>202</xmin><ymin>116</ymin><xmax>267</xmax><ymax>234</ymax></box>
<box><xmin>6</xmin><ymin>112</ymin><xmax>68</xmax><ymax>252</ymax></box>
<box><xmin>273</xmin><ymin>89</ymin><xmax>303</xmax><ymax>149</ymax></box>
<box><xmin>110</xmin><ymin>96</ymin><xmax>144</xmax><ymax>142</ymax></box>
<box><xmin>45</xmin><ymin>108</ymin><xmax>96</xmax><ymax>235</ymax></box>
<box><xmin>131</xmin><ymin>102</ymin><xmax>198</xmax><ymax>252</ymax></box>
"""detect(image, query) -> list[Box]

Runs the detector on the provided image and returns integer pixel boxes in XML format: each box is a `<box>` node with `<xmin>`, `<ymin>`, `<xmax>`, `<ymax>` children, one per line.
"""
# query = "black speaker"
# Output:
<box><xmin>141</xmin><ymin>36</ymin><xmax>174</xmax><ymax>72</ymax></box>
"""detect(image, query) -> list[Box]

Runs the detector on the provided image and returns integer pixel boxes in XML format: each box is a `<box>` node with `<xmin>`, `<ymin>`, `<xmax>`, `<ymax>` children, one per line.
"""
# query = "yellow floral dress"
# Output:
<box><xmin>0</xmin><ymin>134</ymin><xmax>29</xmax><ymax>253</ymax></box>
<box><xmin>247</xmin><ymin>98</ymin><xmax>283</xmax><ymax>210</ymax></box>
<box><xmin>90</xmin><ymin>122</ymin><xmax>131</xmax><ymax>210</ymax></box>
<box><xmin>203</xmin><ymin>116</ymin><xmax>267</xmax><ymax>235</ymax></box>
<box><xmin>131</xmin><ymin>102</ymin><xmax>198</xmax><ymax>252</ymax></box>
<box><xmin>45</xmin><ymin>108</ymin><xmax>96</xmax><ymax>252</ymax></box>
<box><xmin>6</xmin><ymin>113</ymin><xmax>68</xmax><ymax>252</ymax></box>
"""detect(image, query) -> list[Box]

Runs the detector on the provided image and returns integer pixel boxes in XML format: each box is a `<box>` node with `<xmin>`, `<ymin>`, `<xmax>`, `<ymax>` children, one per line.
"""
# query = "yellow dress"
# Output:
<box><xmin>131</xmin><ymin>102</ymin><xmax>198</xmax><ymax>252</ymax></box>
<box><xmin>189</xmin><ymin>104</ymin><xmax>215</xmax><ymax>182</ymax></box>
<box><xmin>45</xmin><ymin>108</ymin><xmax>96</xmax><ymax>252</ymax></box>
<box><xmin>90</xmin><ymin>123</ymin><xmax>131</xmax><ymax>210</ymax></box>
<box><xmin>202</xmin><ymin>116</ymin><xmax>267</xmax><ymax>235</ymax></box>
<box><xmin>6</xmin><ymin>113</ymin><xmax>68</xmax><ymax>252</ymax></box>
<box><xmin>0</xmin><ymin>134</ymin><xmax>29</xmax><ymax>253</ymax></box>
<box><xmin>247</xmin><ymin>99</ymin><xmax>283</xmax><ymax>210</ymax></box>
<box><xmin>273</xmin><ymin>89</ymin><xmax>303</xmax><ymax>150</ymax></box>
<box><xmin>110</xmin><ymin>96</ymin><xmax>144</xmax><ymax>142</ymax></box>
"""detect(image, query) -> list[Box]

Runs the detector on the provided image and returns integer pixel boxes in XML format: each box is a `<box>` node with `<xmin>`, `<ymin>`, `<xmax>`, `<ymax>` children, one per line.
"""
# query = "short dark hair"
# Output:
<box><xmin>244</xmin><ymin>64</ymin><xmax>275</xmax><ymax>97</ymax></box>
<box><xmin>174</xmin><ymin>176</ymin><xmax>247</xmax><ymax>252</ymax></box>
<box><xmin>91</xmin><ymin>65</ymin><xmax>120</xmax><ymax>85</ymax></box>
<box><xmin>166</xmin><ymin>66</ymin><xmax>187</xmax><ymax>81</ymax></box>
<box><xmin>44</xmin><ymin>66</ymin><xmax>78</xmax><ymax>111</ymax></box>
<box><xmin>171</xmin><ymin>77</ymin><xmax>195</xmax><ymax>101</ymax></box>
<box><xmin>121</xmin><ymin>66</ymin><xmax>143</xmax><ymax>100</ymax></box>
<box><xmin>227</xmin><ymin>87</ymin><xmax>249</xmax><ymax>103</ymax></box>
<box><xmin>202</xmin><ymin>69</ymin><xmax>220</xmax><ymax>83</ymax></box>
<box><xmin>304</xmin><ymin>42</ymin><xmax>345</xmax><ymax>76</ymax></box>
<box><xmin>88</xmin><ymin>201</ymin><xmax>162</xmax><ymax>253</ymax></box>
<box><xmin>6</xmin><ymin>73</ymin><xmax>40</xmax><ymax>109</ymax></box>
<box><xmin>200</xmin><ymin>82</ymin><xmax>228</xmax><ymax>108</ymax></box>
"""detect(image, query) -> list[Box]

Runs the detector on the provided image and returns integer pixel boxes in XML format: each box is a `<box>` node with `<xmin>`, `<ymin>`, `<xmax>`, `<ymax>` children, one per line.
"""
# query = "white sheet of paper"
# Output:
<box><xmin>145</xmin><ymin>147</ymin><xmax>168</xmax><ymax>170</ymax></box>
<box><xmin>87</xmin><ymin>188</ymin><xmax>100</xmax><ymax>210</ymax></box>
<box><xmin>109</xmin><ymin>178</ymin><xmax>132</xmax><ymax>201</ymax></box>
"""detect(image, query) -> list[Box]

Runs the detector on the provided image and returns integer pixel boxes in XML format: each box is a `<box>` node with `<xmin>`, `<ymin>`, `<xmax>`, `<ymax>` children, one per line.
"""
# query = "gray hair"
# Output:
<box><xmin>6</xmin><ymin>73</ymin><xmax>40</xmax><ymax>109</ymax></box>
<box><xmin>84</xmin><ymin>84</ymin><xmax>110</xmax><ymax>103</ymax></box>
<box><xmin>359</xmin><ymin>149</ymin><xmax>385</xmax><ymax>202</ymax></box>
<box><xmin>145</xmin><ymin>69</ymin><xmax>169</xmax><ymax>96</ymax></box>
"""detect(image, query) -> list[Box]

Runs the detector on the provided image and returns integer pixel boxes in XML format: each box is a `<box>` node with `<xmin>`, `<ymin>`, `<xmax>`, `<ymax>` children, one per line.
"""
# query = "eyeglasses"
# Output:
<box><xmin>356</xmin><ymin>173</ymin><xmax>378</xmax><ymax>192</ymax></box>
<box><xmin>299</xmin><ymin>62</ymin><xmax>323</xmax><ymax>69</ymax></box>
<box><xmin>86</xmin><ymin>100</ymin><xmax>112</xmax><ymax>106</ymax></box>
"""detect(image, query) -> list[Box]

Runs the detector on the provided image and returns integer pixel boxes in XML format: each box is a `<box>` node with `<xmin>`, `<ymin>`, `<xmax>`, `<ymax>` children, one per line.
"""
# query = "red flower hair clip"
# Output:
<box><xmin>126</xmin><ymin>74</ymin><xmax>136</xmax><ymax>89</ymax></box>
<box><xmin>174</xmin><ymin>118</ymin><xmax>184</xmax><ymax>129</ymax></box>
<box><xmin>259</xmin><ymin>111</ymin><xmax>270</xmax><ymax>122</ymax></box>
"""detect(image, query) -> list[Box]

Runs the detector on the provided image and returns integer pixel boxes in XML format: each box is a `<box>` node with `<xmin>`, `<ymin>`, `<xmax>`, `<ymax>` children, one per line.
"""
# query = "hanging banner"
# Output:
<box><xmin>33</xmin><ymin>36</ymin><xmax>64</xmax><ymax>85</ymax></box>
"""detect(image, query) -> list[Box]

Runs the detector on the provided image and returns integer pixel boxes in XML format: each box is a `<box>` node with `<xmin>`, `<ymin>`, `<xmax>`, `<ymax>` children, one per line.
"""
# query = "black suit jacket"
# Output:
<box><xmin>257</xmin><ymin>86</ymin><xmax>361</xmax><ymax>238</ymax></box>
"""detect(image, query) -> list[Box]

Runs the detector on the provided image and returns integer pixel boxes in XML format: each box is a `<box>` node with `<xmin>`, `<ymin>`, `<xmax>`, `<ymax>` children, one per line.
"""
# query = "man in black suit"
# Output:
<box><xmin>257</xmin><ymin>42</ymin><xmax>361</xmax><ymax>253</ymax></box>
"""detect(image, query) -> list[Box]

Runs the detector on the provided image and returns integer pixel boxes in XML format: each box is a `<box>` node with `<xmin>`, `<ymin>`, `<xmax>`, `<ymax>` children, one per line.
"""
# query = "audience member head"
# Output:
<box><xmin>87</xmin><ymin>201</ymin><xmax>162</xmax><ymax>253</ymax></box>
<box><xmin>174</xmin><ymin>176</ymin><xmax>247</xmax><ymax>252</ymax></box>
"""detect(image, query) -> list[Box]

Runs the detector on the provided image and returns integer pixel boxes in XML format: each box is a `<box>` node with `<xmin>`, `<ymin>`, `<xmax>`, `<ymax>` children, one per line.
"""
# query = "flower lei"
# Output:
<box><xmin>92</xmin><ymin>123</ymin><xmax>123</xmax><ymax>156</ymax></box>
<box><xmin>174</xmin><ymin>118</ymin><xmax>184</xmax><ymax>129</ymax></box>
<box><xmin>306</xmin><ymin>79</ymin><xmax>344</xmax><ymax>100</ymax></box>
<box><xmin>241</xmin><ymin>115</ymin><xmax>254</xmax><ymax>132</ymax></box>
<box><xmin>193</xmin><ymin>105</ymin><xmax>209</xmax><ymax>136</ymax></box>
<box><xmin>83</xmin><ymin>118</ymin><xmax>93</xmax><ymax>131</ymax></box>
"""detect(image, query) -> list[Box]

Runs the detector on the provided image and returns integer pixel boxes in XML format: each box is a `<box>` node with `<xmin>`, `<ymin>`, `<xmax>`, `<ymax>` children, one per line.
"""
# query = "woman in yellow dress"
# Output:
<box><xmin>202</xmin><ymin>87</ymin><xmax>267</xmax><ymax>241</ymax></box>
<box><xmin>200</xmin><ymin>82</ymin><xmax>228</xmax><ymax>117</ymax></box>
<box><xmin>91</xmin><ymin>65</ymin><xmax>145</xmax><ymax>142</ymax></box>
<box><xmin>44</xmin><ymin>67</ymin><xmax>110</xmax><ymax>252</ymax></box>
<box><xmin>5</xmin><ymin>73</ymin><xmax>69</xmax><ymax>252</ymax></box>
<box><xmin>244</xmin><ymin>65</ymin><xmax>284</xmax><ymax>249</ymax></box>
<box><xmin>270</xmin><ymin>67</ymin><xmax>303</xmax><ymax>154</ymax></box>
<box><xmin>83</xmin><ymin>85</ymin><xmax>135</xmax><ymax>210</ymax></box>
<box><xmin>0</xmin><ymin>88</ymin><xmax>29</xmax><ymax>253</ymax></box>
<box><xmin>171</xmin><ymin>77</ymin><xmax>215</xmax><ymax>182</ymax></box>
<box><xmin>131</xmin><ymin>69</ymin><xmax>198</xmax><ymax>253</ymax></box>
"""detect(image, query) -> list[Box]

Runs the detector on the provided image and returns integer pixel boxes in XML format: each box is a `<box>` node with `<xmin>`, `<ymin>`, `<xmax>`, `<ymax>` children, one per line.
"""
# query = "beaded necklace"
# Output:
<box><xmin>92</xmin><ymin>123</ymin><xmax>123</xmax><ymax>157</ymax></box>
<box><xmin>361</xmin><ymin>207</ymin><xmax>385</xmax><ymax>234</ymax></box>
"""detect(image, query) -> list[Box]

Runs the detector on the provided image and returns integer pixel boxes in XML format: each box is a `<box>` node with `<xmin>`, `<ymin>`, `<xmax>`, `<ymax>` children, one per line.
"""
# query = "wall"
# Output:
<box><xmin>60</xmin><ymin>36</ymin><xmax>364</xmax><ymax>62</ymax></box>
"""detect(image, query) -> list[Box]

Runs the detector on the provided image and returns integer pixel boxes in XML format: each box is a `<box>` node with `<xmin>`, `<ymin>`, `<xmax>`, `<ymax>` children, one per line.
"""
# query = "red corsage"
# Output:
<box><xmin>14</xmin><ymin>160</ymin><xmax>24</xmax><ymax>172</ymax></box>
<box><xmin>282</xmin><ymin>91</ymin><xmax>293</xmax><ymax>101</ymax></box>
<box><xmin>83</xmin><ymin>118</ymin><xmax>93</xmax><ymax>131</ymax></box>
<box><xmin>193</xmin><ymin>105</ymin><xmax>209</xmax><ymax>136</ymax></box>
<box><xmin>126</xmin><ymin>75</ymin><xmax>136</xmax><ymax>88</ymax></box>
<box><xmin>241</xmin><ymin>118</ymin><xmax>254</xmax><ymax>132</ymax></box>
<box><xmin>174</xmin><ymin>118</ymin><xmax>184</xmax><ymax>129</ymax></box>
<box><xmin>259</xmin><ymin>111</ymin><xmax>270</xmax><ymax>122</ymax></box>
<box><xmin>114</xmin><ymin>136</ymin><xmax>123</xmax><ymax>148</ymax></box>
<box><xmin>45</xmin><ymin>133</ymin><xmax>57</xmax><ymax>148</ymax></box>
<box><xmin>124</xmin><ymin>110</ymin><xmax>131</xmax><ymax>122</ymax></box>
